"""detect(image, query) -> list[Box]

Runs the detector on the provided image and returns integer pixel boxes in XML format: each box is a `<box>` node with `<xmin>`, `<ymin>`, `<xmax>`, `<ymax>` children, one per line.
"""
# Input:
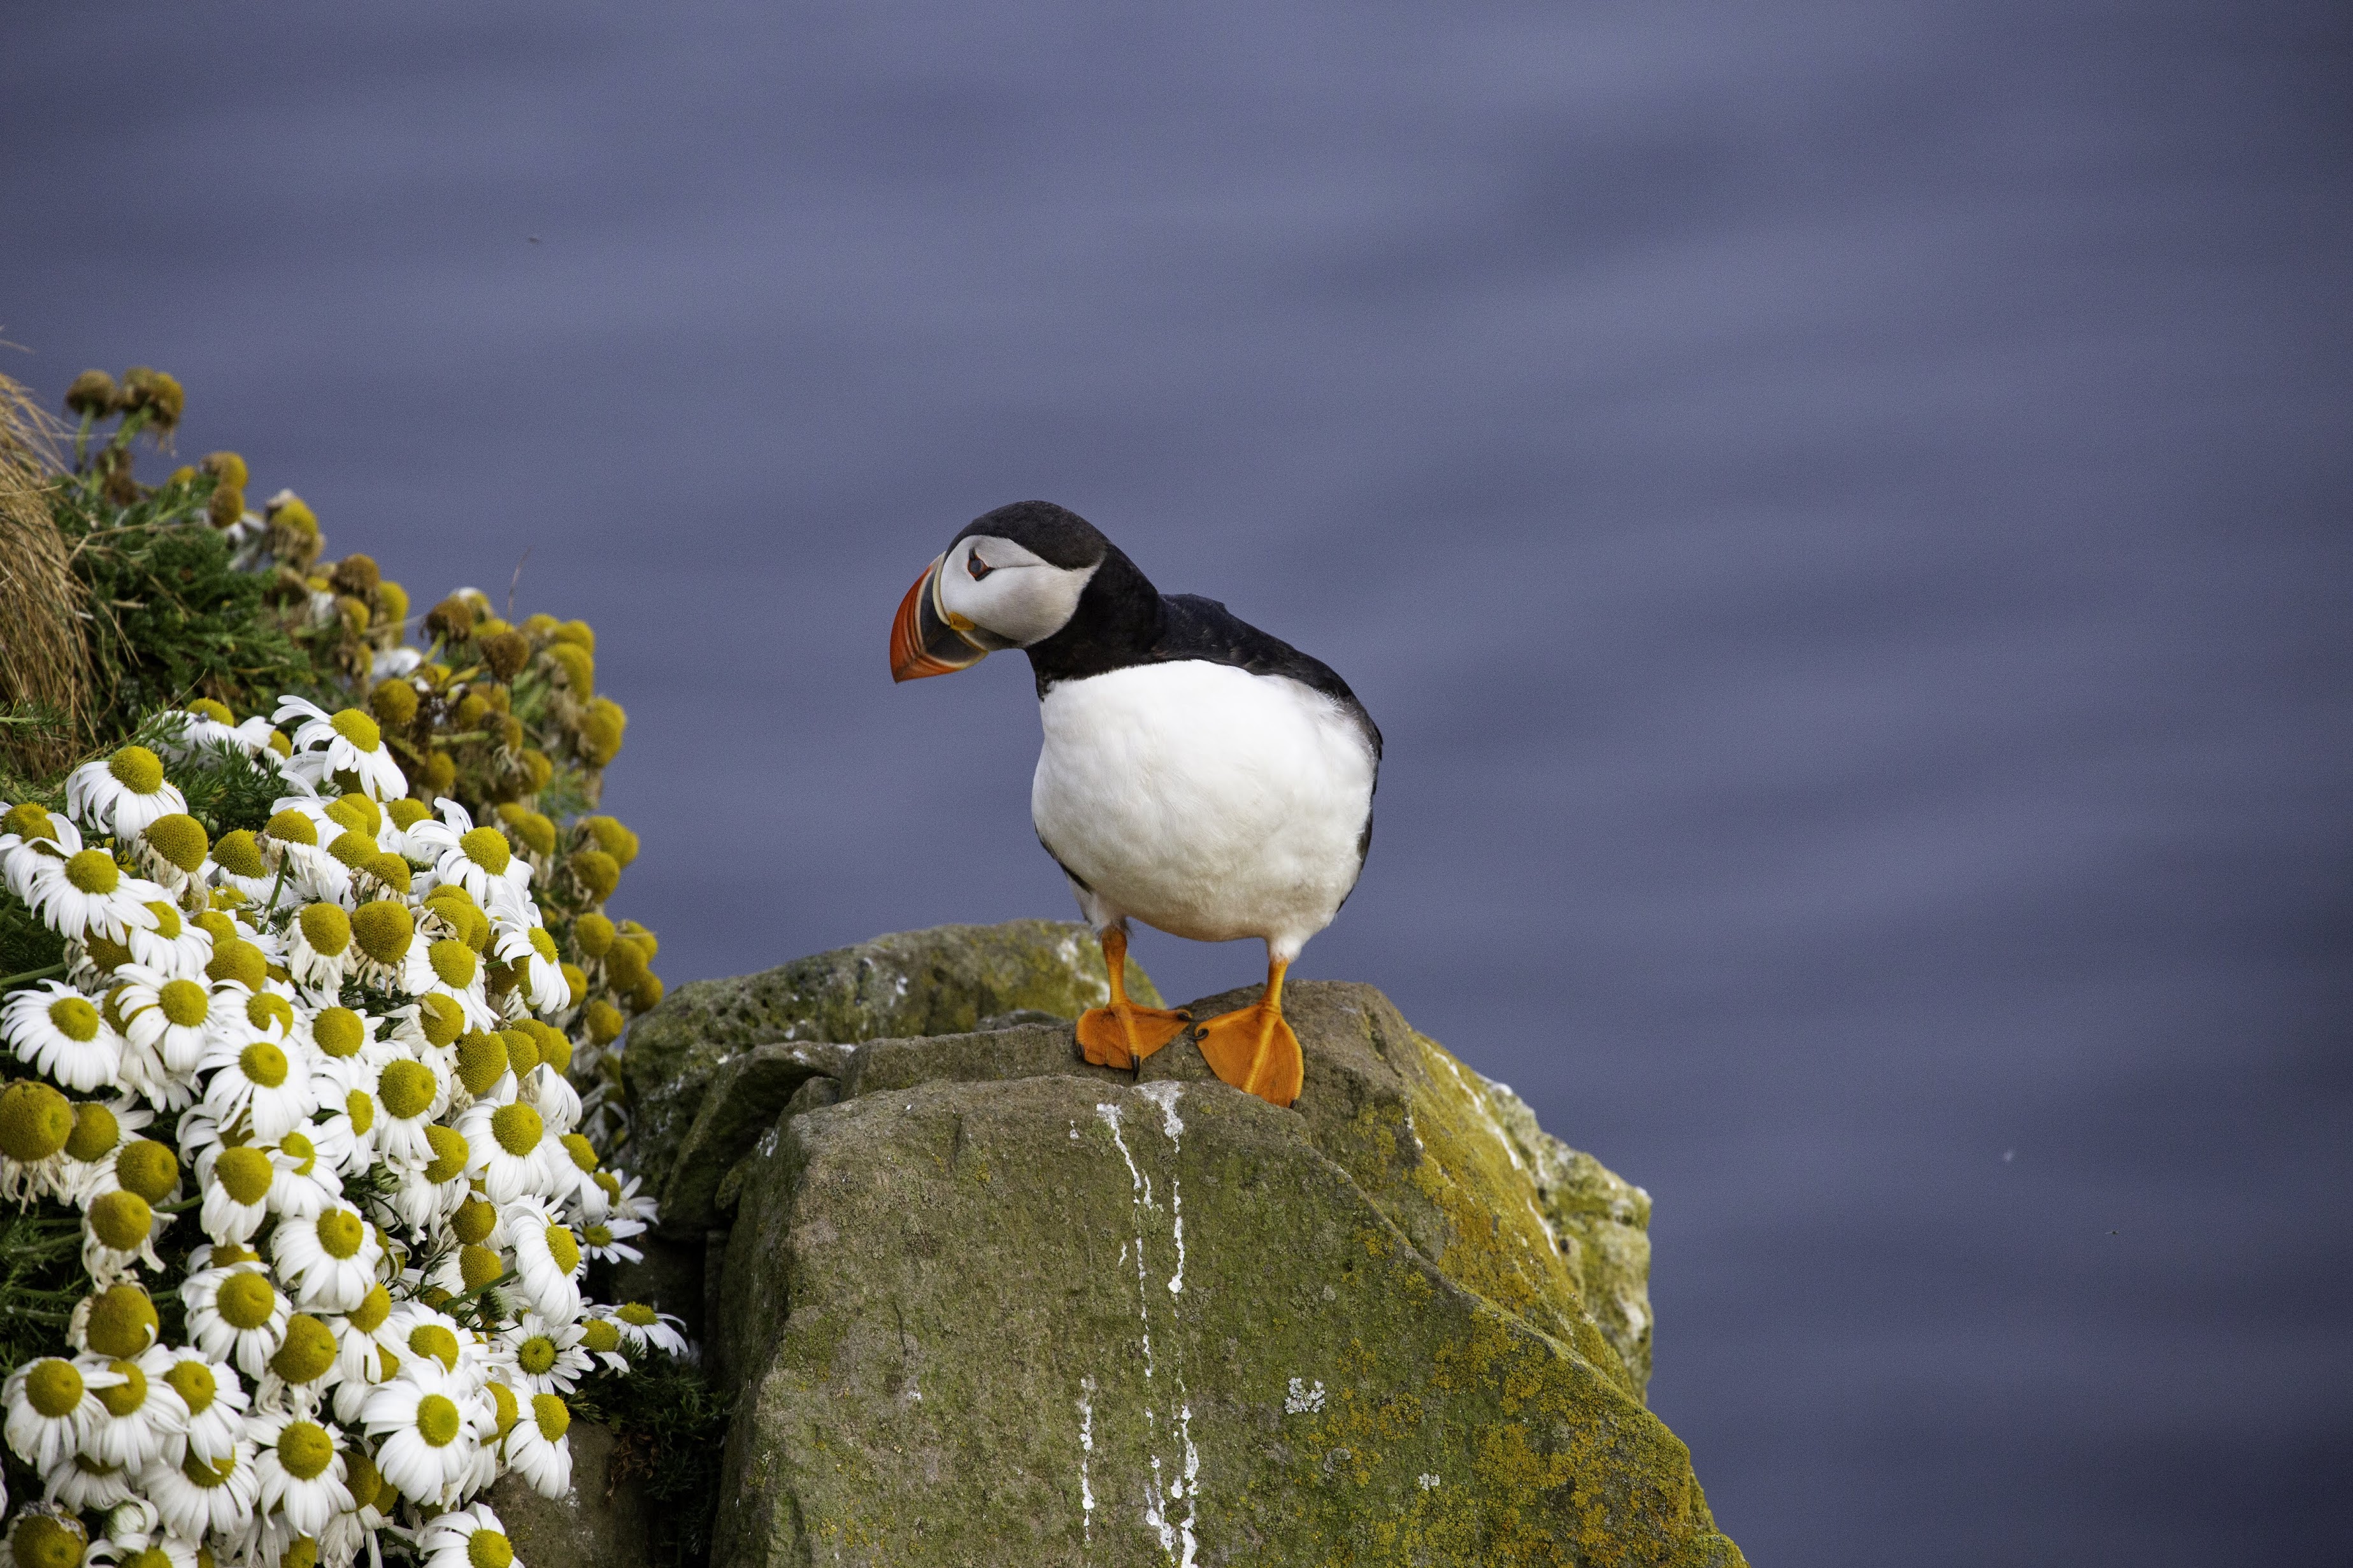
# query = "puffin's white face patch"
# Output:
<box><xmin>936</xmin><ymin>534</ymin><xmax>1098</xmax><ymax>648</ymax></box>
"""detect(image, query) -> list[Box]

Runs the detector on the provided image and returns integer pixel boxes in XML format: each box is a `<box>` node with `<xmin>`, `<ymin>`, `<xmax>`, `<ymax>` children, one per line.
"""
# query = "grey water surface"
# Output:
<box><xmin>4</xmin><ymin>3</ymin><xmax>2349</xmax><ymax>1560</ymax></box>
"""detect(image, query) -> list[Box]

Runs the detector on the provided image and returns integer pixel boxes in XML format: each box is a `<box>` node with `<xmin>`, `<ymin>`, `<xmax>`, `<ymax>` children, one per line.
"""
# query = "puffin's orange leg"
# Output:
<box><xmin>1193</xmin><ymin>955</ymin><xmax>1303</xmax><ymax>1108</ymax></box>
<box><xmin>1076</xmin><ymin>927</ymin><xmax>1191</xmax><ymax>1070</ymax></box>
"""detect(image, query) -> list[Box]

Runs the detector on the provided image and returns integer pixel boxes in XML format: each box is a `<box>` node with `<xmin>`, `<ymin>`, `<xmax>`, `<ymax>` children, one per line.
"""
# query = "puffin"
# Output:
<box><xmin>890</xmin><ymin>500</ymin><xmax>1380</xmax><ymax>1108</ymax></box>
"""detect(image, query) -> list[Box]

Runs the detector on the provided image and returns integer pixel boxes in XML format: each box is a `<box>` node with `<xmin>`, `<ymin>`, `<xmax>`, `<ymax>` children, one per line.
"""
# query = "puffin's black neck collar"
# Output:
<box><xmin>1022</xmin><ymin>545</ymin><xmax>1162</xmax><ymax>694</ymax></box>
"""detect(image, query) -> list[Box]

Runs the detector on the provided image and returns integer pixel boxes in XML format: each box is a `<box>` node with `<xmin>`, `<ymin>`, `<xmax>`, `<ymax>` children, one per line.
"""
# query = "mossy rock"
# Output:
<box><xmin>673</xmin><ymin>953</ymin><xmax>1738</xmax><ymax>1567</ymax></box>
<box><xmin>620</xmin><ymin>919</ymin><xmax>1159</xmax><ymax>1224</ymax></box>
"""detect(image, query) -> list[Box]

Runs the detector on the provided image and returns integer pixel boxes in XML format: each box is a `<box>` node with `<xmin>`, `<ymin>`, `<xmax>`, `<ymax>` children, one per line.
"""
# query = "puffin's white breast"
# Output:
<box><xmin>1032</xmin><ymin>660</ymin><xmax>1376</xmax><ymax>956</ymax></box>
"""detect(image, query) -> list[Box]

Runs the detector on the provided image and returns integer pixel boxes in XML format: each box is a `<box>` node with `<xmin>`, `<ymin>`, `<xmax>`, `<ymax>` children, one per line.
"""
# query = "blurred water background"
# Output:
<box><xmin>5</xmin><ymin>3</ymin><xmax>2349</xmax><ymax>1560</ymax></box>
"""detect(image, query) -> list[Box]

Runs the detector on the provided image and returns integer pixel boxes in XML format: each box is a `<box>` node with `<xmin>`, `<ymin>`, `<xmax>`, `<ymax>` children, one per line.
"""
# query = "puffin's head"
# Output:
<box><xmin>890</xmin><ymin>501</ymin><xmax>1109</xmax><ymax>681</ymax></box>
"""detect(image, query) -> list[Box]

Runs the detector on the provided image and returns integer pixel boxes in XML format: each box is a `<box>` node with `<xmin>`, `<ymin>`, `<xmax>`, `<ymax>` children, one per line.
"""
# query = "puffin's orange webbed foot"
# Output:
<box><xmin>1194</xmin><ymin>957</ymin><xmax>1302</xmax><ymax>1107</ymax></box>
<box><xmin>1076</xmin><ymin>1002</ymin><xmax>1193</xmax><ymax>1069</ymax></box>
<box><xmin>1078</xmin><ymin>924</ymin><xmax>1189</xmax><ymax>1071</ymax></box>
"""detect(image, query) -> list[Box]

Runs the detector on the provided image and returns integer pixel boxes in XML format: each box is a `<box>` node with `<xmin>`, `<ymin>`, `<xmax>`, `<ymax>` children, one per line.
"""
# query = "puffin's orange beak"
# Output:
<box><xmin>890</xmin><ymin>555</ymin><xmax>990</xmax><ymax>681</ymax></box>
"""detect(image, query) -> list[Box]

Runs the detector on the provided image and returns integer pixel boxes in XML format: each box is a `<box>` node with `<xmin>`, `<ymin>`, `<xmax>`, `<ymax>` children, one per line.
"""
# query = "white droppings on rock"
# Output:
<box><xmin>1419</xmin><ymin>1472</ymin><xmax>1441</xmax><ymax>1490</ymax></box>
<box><xmin>1137</xmin><ymin>1080</ymin><xmax>1184</xmax><ymax>1139</ymax></box>
<box><xmin>1077</xmin><ymin>1377</ymin><xmax>1097</xmax><ymax>1544</ymax></box>
<box><xmin>1285</xmin><ymin>1378</ymin><xmax>1326</xmax><ymax>1415</ymax></box>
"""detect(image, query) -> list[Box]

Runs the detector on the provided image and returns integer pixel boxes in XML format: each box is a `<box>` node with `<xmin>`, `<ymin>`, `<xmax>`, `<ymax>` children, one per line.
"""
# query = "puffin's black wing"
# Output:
<box><xmin>1152</xmin><ymin>594</ymin><xmax>1383</xmax><ymax>766</ymax></box>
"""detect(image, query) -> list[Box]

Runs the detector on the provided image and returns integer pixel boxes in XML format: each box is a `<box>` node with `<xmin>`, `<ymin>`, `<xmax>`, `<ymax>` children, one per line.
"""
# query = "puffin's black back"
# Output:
<box><xmin>956</xmin><ymin>499</ymin><xmax>1382</xmax><ymax>763</ymax></box>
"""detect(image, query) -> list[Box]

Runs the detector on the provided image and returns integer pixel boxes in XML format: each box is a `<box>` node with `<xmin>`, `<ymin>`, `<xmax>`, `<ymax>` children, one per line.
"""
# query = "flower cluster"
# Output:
<box><xmin>0</xmin><ymin>374</ymin><xmax>683</xmax><ymax>1568</ymax></box>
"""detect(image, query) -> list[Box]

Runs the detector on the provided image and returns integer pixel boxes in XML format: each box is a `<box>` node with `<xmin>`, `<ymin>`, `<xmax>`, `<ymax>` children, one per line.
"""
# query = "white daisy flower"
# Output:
<box><xmin>419</xmin><ymin>1503</ymin><xmax>517</xmax><ymax>1568</ymax></box>
<box><xmin>455</xmin><ymin>1099</ymin><xmax>554</xmax><ymax>1206</ymax></box>
<box><xmin>158</xmin><ymin>1350</ymin><xmax>248</xmax><ymax>1464</ymax></box>
<box><xmin>273</xmin><ymin>698</ymin><xmax>406</xmax><ymax>801</ymax></box>
<box><xmin>264</xmin><ymin>1129</ymin><xmax>348</xmax><ymax>1220</ymax></box>
<box><xmin>285</xmin><ymin>902</ymin><xmax>356</xmax><ymax>993</ymax></box>
<box><xmin>255</xmin><ymin>805</ymin><xmax>354</xmax><ymax>908</ymax></box>
<box><xmin>493</xmin><ymin>918</ymin><xmax>568</xmax><ymax>1016</ymax></box>
<box><xmin>272</xmin><ymin>1203</ymin><xmax>384</xmax><ymax>1313</ymax></box>
<box><xmin>196</xmin><ymin>1030</ymin><xmax>316</xmax><ymax>1144</ymax></box>
<box><xmin>84</xmin><ymin>1504</ymin><xmax>203</xmax><ymax>1568</ymax></box>
<box><xmin>408</xmin><ymin>802</ymin><xmax>533</xmax><ymax>916</ymax></box>
<box><xmin>48</xmin><ymin>1451</ymin><xmax>138</xmax><ymax>1513</ymax></box>
<box><xmin>141</xmin><ymin>1436</ymin><xmax>259</xmax><ymax>1540</ymax></box>
<box><xmin>24</xmin><ymin>848</ymin><xmax>168</xmax><ymax>946</ymax></box>
<box><xmin>78</xmin><ymin>1345</ymin><xmax>190</xmax><ymax>1469</ymax></box>
<box><xmin>66</xmin><ymin>746</ymin><xmax>189</xmax><ymax>840</ymax></box>
<box><xmin>247</xmin><ymin>1408</ymin><xmax>354</xmax><ymax>1535</ymax></box>
<box><xmin>0</xmin><ymin>1078</ymin><xmax>80</xmax><ymax>1202</ymax></box>
<box><xmin>607</xmin><ymin>1302</ymin><xmax>689</xmax><ymax>1358</ymax></box>
<box><xmin>5</xmin><ymin>1356</ymin><xmax>115</xmax><ymax>1471</ymax></box>
<box><xmin>363</xmin><ymin>1049</ymin><xmax>450</xmax><ymax>1167</ymax></box>
<box><xmin>576</xmin><ymin>1314</ymin><xmax>631</xmax><ymax>1374</ymax></box>
<box><xmin>194</xmin><ymin>1144</ymin><xmax>278</xmax><ymax>1244</ymax></box>
<box><xmin>501</xmin><ymin>1388</ymin><xmax>573</xmax><ymax>1499</ymax></box>
<box><xmin>2</xmin><ymin>980</ymin><xmax>125</xmax><ymax>1092</ymax></box>
<box><xmin>578</xmin><ymin>1211</ymin><xmax>647</xmax><ymax>1267</ymax></box>
<box><xmin>80</xmin><ymin>1184</ymin><xmax>171</xmax><ymax>1281</ymax></box>
<box><xmin>107</xmin><ymin>965</ymin><xmax>220</xmax><ymax>1080</ymax></box>
<box><xmin>499</xmin><ymin>1197</ymin><xmax>583</xmax><ymax>1324</ymax></box>
<box><xmin>150</xmin><ymin>699</ymin><xmax>247</xmax><ymax>759</ymax></box>
<box><xmin>255</xmin><ymin>1311</ymin><xmax>345</xmax><ymax>1409</ymax></box>
<box><xmin>361</xmin><ymin>1362</ymin><xmax>487</xmax><ymax>1506</ymax></box>
<box><xmin>120</xmin><ymin>899</ymin><xmax>213</xmax><ymax>980</ymax></box>
<box><xmin>327</xmin><ymin>1285</ymin><xmax>401</xmax><ymax>1425</ymax></box>
<box><xmin>204</xmin><ymin>828</ymin><xmax>279</xmax><ymax>906</ymax></box>
<box><xmin>319</xmin><ymin>1448</ymin><xmax>394</xmax><ymax>1568</ymax></box>
<box><xmin>183</xmin><ymin>1260</ymin><xmax>287</xmax><ymax>1377</ymax></box>
<box><xmin>493</xmin><ymin>1314</ymin><xmax>591</xmax><ymax>1397</ymax></box>
<box><xmin>59</xmin><ymin>1096</ymin><xmax>162</xmax><ymax>1206</ymax></box>
<box><xmin>3</xmin><ymin>1507</ymin><xmax>87</xmax><ymax>1568</ymax></box>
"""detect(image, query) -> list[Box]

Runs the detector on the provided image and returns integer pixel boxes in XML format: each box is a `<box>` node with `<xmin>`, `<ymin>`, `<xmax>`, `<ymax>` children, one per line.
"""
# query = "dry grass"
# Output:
<box><xmin>0</xmin><ymin>369</ymin><xmax>94</xmax><ymax>775</ymax></box>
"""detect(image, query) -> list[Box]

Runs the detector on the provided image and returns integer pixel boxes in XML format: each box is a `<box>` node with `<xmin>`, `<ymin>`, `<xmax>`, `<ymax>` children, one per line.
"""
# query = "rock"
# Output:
<box><xmin>486</xmin><ymin>1421</ymin><xmax>648</xmax><ymax>1568</ymax></box>
<box><xmin>620</xmin><ymin>920</ymin><xmax>1158</xmax><ymax>1229</ymax></box>
<box><xmin>651</xmin><ymin>931</ymin><xmax>1743</xmax><ymax>1568</ymax></box>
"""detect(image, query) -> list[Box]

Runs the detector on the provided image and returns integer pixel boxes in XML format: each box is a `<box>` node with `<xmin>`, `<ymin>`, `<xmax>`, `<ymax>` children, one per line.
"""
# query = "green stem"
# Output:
<box><xmin>0</xmin><ymin>962</ymin><xmax>68</xmax><ymax>989</ymax></box>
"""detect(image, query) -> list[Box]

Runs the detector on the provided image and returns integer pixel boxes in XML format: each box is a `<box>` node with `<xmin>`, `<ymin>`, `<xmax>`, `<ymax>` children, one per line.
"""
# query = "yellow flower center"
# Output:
<box><xmin>108</xmin><ymin>745</ymin><xmax>165</xmax><ymax>794</ymax></box>
<box><xmin>95</xmin><ymin>1358</ymin><xmax>148</xmax><ymax>1417</ymax></box>
<box><xmin>183</xmin><ymin>1451</ymin><xmax>238</xmax><ymax>1489</ymax></box>
<box><xmin>487</xmin><ymin>1379</ymin><xmax>519</xmax><ymax>1436</ymax></box>
<box><xmin>560</xmin><ymin>1134</ymin><xmax>599</xmax><ymax>1174</ymax></box>
<box><xmin>247</xmin><ymin>991</ymin><xmax>293</xmax><ymax>1033</ymax></box>
<box><xmin>375</xmin><ymin>1069</ymin><xmax>441</xmax><ymax>1136</ymax></box>
<box><xmin>545</xmin><ymin>1223</ymin><xmax>580</xmax><ymax>1276</ymax></box>
<box><xmin>312</xmin><ymin>1006</ymin><xmax>364</xmax><ymax>1057</ymax></box>
<box><xmin>422</xmin><ymin>1123</ymin><xmax>469</xmax><ymax>1183</ymax></box>
<box><xmin>277</xmin><ymin>1420</ymin><xmax>334</xmax><ymax>1479</ymax></box>
<box><xmin>517</xmin><ymin>1336</ymin><xmax>557</xmax><ymax>1375</ymax></box>
<box><xmin>346</xmin><ymin>1088</ymin><xmax>376</xmax><ymax>1134</ymax></box>
<box><xmin>14</xmin><ymin>1518</ymin><xmax>83</xmax><ymax>1568</ymax></box>
<box><xmin>459</xmin><ymin>1244</ymin><xmax>503</xmax><ymax>1292</ymax></box>
<box><xmin>265</xmin><ymin>809</ymin><xmax>319</xmax><ymax>846</ymax></box>
<box><xmin>428</xmin><ymin>937</ymin><xmax>477</xmax><ymax>989</ymax></box>
<box><xmin>145</xmin><ymin>812</ymin><xmax>210</xmax><ymax>872</ymax></box>
<box><xmin>348</xmin><ymin>1283</ymin><xmax>392</xmax><ymax>1334</ymax></box>
<box><xmin>156</xmin><ymin>978</ymin><xmax>210</xmax><ymax>1027</ymax></box>
<box><xmin>215</xmin><ymin>1146</ymin><xmax>275</xmax><ymax>1206</ymax></box>
<box><xmin>585</xmin><ymin>1223</ymin><xmax>613</xmax><ymax>1248</ymax></box>
<box><xmin>216</xmin><ymin>1270</ymin><xmax>279</xmax><ymax>1331</ymax></box>
<box><xmin>117</xmin><ymin>1139</ymin><xmax>178</xmax><ymax>1203</ymax></box>
<box><xmin>88</xmin><ymin>1190</ymin><xmax>152</xmax><ymax>1250</ymax></box>
<box><xmin>145</xmin><ymin>901</ymin><xmax>182</xmax><ymax>939</ymax></box>
<box><xmin>271</xmin><ymin>1315</ymin><xmax>337</xmax><ymax>1383</ymax></box>
<box><xmin>280</xmin><ymin>1130</ymin><xmax>317</xmax><ymax>1174</ymax></box>
<box><xmin>64</xmin><ymin>848</ymin><xmax>120</xmax><ymax>894</ymax></box>
<box><xmin>455</xmin><ymin>1030</ymin><xmax>508</xmax><ymax>1096</ymax></box>
<box><xmin>490</xmin><ymin>1102</ymin><xmax>543</xmax><ymax>1157</ymax></box>
<box><xmin>214</xmin><ymin>829</ymin><xmax>267</xmax><ymax>877</ymax></box>
<box><xmin>617</xmin><ymin>1302</ymin><xmax>657</xmax><ymax>1327</ymax></box>
<box><xmin>452</xmin><ymin>1196</ymin><xmax>497</xmax><ymax>1246</ymax></box>
<box><xmin>0</xmin><ymin>1080</ymin><xmax>73</xmax><ymax>1162</ymax></box>
<box><xmin>582</xmin><ymin>1318</ymin><xmax>621</xmax><ymax>1354</ymax></box>
<box><xmin>350</xmin><ymin>901</ymin><xmax>414</xmax><ymax>963</ymax></box>
<box><xmin>414</xmin><ymin>1392</ymin><xmax>462</xmax><ymax>1446</ymax></box>
<box><xmin>25</xmin><ymin>1357</ymin><xmax>85</xmax><ymax>1418</ymax></box>
<box><xmin>299</xmin><ymin>903</ymin><xmax>352</xmax><ymax>957</ymax></box>
<box><xmin>457</xmin><ymin>826</ymin><xmax>510</xmax><ymax>875</ymax></box>
<box><xmin>240</xmin><ymin>1041</ymin><xmax>289</xmax><ymax>1088</ymax></box>
<box><xmin>328</xmin><ymin>829</ymin><xmax>377</xmax><ymax>869</ymax></box>
<box><xmin>329</xmin><ymin>708</ymin><xmax>382</xmax><ymax>751</ymax></box>
<box><xmin>84</xmin><ymin>1284</ymin><xmax>158</xmax><ymax>1357</ymax></box>
<box><xmin>164</xmin><ymin>1358</ymin><xmax>217</xmax><ymax>1415</ymax></box>
<box><xmin>64</xmin><ymin>1101</ymin><xmax>119</xmax><ymax>1162</ymax></box>
<box><xmin>317</xmin><ymin>1209</ymin><xmax>365</xmax><ymax>1260</ymax></box>
<box><xmin>504</xmin><ymin>1027</ymin><xmax>541</xmax><ymax>1075</ymax></box>
<box><xmin>467</xmin><ymin>1530</ymin><xmax>515</xmax><ymax>1568</ymax></box>
<box><xmin>531</xmin><ymin>1392</ymin><xmax>570</xmax><ymax>1441</ymax></box>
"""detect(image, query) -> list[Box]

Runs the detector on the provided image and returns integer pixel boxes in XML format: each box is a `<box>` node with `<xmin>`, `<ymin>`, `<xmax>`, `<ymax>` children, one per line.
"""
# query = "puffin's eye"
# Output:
<box><xmin>967</xmin><ymin>551</ymin><xmax>994</xmax><ymax>581</ymax></box>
